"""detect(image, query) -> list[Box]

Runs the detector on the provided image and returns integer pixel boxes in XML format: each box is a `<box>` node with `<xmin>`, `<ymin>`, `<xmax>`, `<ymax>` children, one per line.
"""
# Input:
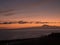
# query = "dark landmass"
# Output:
<box><xmin>0</xmin><ymin>33</ymin><xmax>60</xmax><ymax>45</ymax></box>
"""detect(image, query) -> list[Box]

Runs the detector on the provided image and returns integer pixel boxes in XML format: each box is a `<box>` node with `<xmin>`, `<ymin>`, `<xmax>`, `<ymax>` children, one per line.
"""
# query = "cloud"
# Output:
<box><xmin>0</xmin><ymin>9</ymin><xmax>15</xmax><ymax>16</ymax></box>
<box><xmin>35</xmin><ymin>22</ymin><xmax>48</xmax><ymax>24</ymax></box>
<box><xmin>3</xmin><ymin>13</ymin><xmax>15</xmax><ymax>16</ymax></box>
<box><xmin>0</xmin><ymin>21</ymin><xmax>59</xmax><ymax>24</ymax></box>
<box><xmin>0</xmin><ymin>9</ymin><xmax>14</xmax><ymax>14</ymax></box>
<box><xmin>0</xmin><ymin>21</ymin><xmax>17</xmax><ymax>24</ymax></box>
<box><xmin>18</xmin><ymin>21</ymin><xmax>32</xmax><ymax>24</ymax></box>
<box><xmin>0</xmin><ymin>21</ymin><xmax>33</xmax><ymax>24</ymax></box>
<box><xmin>35</xmin><ymin>22</ymin><xmax>60</xmax><ymax>24</ymax></box>
<box><xmin>0</xmin><ymin>22</ymin><xmax>13</xmax><ymax>24</ymax></box>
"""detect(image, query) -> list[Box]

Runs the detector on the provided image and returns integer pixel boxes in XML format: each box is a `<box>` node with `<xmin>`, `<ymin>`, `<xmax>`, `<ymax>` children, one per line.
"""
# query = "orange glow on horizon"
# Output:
<box><xmin>0</xmin><ymin>24</ymin><xmax>42</xmax><ymax>29</ymax></box>
<box><xmin>0</xmin><ymin>23</ymin><xmax>60</xmax><ymax>29</ymax></box>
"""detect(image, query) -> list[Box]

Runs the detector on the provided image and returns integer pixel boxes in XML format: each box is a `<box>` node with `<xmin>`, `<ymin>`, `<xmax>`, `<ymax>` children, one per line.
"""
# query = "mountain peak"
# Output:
<box><xmin>42</xmin><ymin>25</ymin><xmax>50</xmax><ymax>27</ymax></box>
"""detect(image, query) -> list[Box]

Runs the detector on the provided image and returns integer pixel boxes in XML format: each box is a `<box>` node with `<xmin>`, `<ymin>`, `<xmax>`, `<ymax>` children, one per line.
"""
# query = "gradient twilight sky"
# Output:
<box><xmin>0</xmin><ymin>0</ymin><xmax>60</xmax><ymax>22</ymax></box>
<box><xmin>0</xmin><ymin>0</ymin><xmax>60</xmax><ymax>29</ymax></box>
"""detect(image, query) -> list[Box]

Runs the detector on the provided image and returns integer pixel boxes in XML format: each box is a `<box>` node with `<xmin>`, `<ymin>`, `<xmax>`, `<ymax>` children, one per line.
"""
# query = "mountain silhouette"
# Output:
<box><xmin>15</xmin><ymin>25</ymin><xmax>60</xmax><ymax>30</ymax></box>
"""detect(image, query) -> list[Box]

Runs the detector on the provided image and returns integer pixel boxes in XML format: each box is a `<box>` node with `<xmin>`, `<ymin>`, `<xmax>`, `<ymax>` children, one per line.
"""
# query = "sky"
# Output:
<box><xmin>0</xmin><ymin>0</ymin><xmax>60</xmax><ymax>29</ymax></box>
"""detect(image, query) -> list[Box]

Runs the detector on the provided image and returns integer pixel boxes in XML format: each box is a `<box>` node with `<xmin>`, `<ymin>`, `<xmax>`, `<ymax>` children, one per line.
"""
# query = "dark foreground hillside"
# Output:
<box><xmin>0</xmin><ymin>33</ymin><xmax>60</xmax><ymax>45</ymax></box>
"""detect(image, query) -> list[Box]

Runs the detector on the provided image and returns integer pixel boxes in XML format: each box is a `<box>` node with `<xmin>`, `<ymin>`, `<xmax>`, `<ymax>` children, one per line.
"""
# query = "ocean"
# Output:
<box><xmin>0</xmin><ymin>29</ymin><xmax>60</xmax><ymax>40</ymax></box>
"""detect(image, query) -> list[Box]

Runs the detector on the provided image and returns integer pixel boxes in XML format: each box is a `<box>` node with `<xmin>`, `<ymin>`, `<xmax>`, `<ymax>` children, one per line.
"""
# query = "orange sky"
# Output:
<box><xmin>0</xmin><ymin>23</ymin><xmax>60</xmax><ymax>29</ymax></box>
<box><xmin>0</xmin><ymin>0</ymin><xmax>60</xmax><ymax>29</ymax></box>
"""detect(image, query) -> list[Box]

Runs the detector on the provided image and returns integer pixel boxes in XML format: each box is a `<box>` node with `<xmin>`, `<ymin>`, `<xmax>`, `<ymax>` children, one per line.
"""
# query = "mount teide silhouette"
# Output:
<box><xmin>15</xmin><ymin>25</ymin><xmax>60</xmax><ymax>30</ymax></box>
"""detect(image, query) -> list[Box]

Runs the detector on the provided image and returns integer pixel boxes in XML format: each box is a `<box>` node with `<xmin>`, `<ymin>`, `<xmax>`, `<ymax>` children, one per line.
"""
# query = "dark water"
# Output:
<box><xmin>0</xmin><ymin>29</ymin><xmax>60</xmax><ymax>40</ymax></box>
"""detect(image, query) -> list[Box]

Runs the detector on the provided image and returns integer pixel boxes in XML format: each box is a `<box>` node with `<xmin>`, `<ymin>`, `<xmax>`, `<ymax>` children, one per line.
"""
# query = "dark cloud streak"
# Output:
<box><xmin>4</xmin><ymin>13</ymin><xmax>15</xmax><ymax>16</ymax></box>
<box><xmin>0</xmin><ymin>9</ymin><xmax>15</xmax><ymax>16</ymax></box>
<box><xmin>0</xmin><ymin>21</ymin><xmax>60</xmax><ymax>24</ymax></box>
<box><xmin>0</xmin><ymin>9</ymin><xmax>14</xmax><ymax>13</ymax></box>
